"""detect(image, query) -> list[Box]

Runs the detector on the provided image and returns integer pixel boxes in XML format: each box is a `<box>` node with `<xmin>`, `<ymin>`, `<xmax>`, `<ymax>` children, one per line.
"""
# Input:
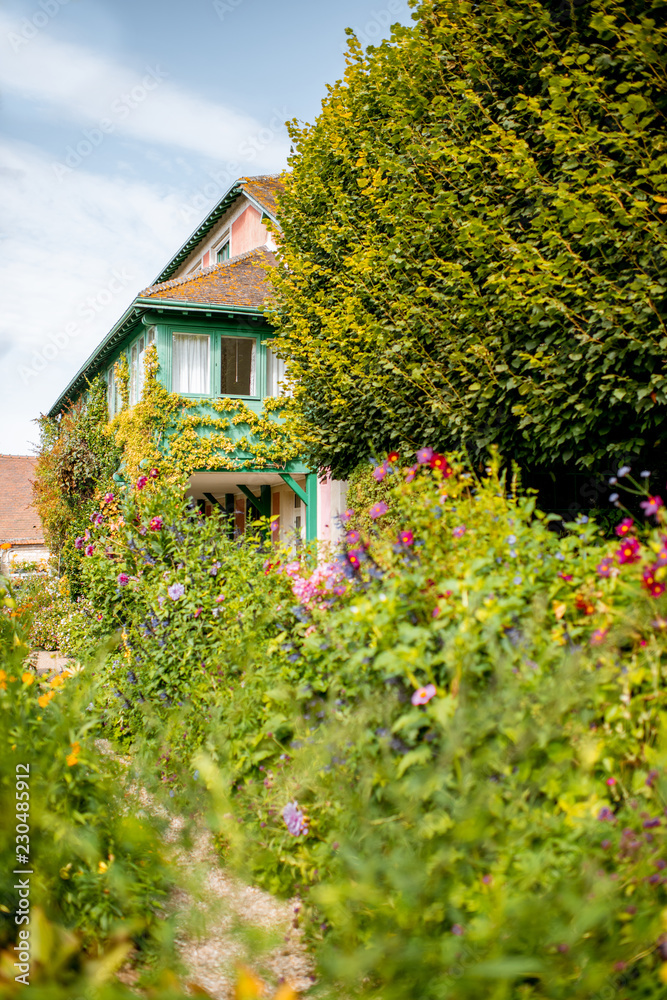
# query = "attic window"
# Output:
<box><xmin>216</xmin><ymin>240</ymin><xmax>230</xmax><ymax>263</ymax></box>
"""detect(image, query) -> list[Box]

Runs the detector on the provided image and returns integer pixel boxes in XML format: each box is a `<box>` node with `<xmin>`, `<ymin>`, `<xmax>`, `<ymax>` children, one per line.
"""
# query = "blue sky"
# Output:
<box><xmin>0</xmin><ymin>0</ymin><xmax>413</xmax><ymax>454</ymax></box>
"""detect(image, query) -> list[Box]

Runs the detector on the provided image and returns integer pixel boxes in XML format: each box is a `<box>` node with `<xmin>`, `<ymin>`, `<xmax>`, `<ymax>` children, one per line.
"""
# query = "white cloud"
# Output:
<box><xmin>0</xmin><ymin>10</ymin><xmax>290</xmax><ymax>166</ymax></box>
<box><xmin>0</xmin><ymin>136</ymin><xmax>198</xmax><ymax>453</ymax></box>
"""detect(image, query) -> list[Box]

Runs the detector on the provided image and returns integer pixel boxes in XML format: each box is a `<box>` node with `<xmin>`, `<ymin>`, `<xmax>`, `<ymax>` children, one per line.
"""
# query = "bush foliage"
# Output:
<box><xmin>269</xmin><ymin>0</ymin><xmax>667</xmax><ymax>479</ymax></box>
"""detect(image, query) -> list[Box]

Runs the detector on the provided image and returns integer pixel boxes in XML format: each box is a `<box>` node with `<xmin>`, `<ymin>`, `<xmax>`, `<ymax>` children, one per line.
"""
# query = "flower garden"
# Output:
<box><xmin>3</xmin><ymin>448</ymin><xmax>667</xmax><ymax>997</ymax></box>
<box><xmin>4</xmin><ymin>0</ymin><xmax>667</xmax><ymax>995</ymax></box>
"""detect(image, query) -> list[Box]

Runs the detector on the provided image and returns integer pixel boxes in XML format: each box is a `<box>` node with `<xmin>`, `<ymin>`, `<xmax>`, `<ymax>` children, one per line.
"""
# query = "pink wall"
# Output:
<box><xmin>317</xmin><ymin>472</ymin><xmax>332</xmax><ymax>543</ymax></box>
<box><xmin>231</xmin><ymin>205</ymin><xmax>269</xmax><ymax>257</ymax></box>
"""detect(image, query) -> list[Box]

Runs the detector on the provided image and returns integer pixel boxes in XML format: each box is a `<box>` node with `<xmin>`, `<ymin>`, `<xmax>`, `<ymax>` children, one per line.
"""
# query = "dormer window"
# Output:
<box><xmin>216</xmin><ymin>240</ymin><xmax>230</xmax><ymax>263</ymax></box>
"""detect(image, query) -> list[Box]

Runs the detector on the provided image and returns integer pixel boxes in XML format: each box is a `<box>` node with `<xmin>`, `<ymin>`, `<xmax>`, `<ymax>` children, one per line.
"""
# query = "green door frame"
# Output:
<box><xmin>279</xmin><ymin>472</ymin><xmax>318</xmax><ymax>542</ymax></box>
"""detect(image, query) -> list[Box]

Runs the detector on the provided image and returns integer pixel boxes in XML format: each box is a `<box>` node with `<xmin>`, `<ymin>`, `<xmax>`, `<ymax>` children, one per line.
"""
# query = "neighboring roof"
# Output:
<box><xmin>0</xmin><ymin>456</ymin><xmax>45</xmax><ymax>544</ymax></box>
<box><xmin>139</xmin><ymin>247</ymin><xmax>276</xmax><ymax>309</ymax></box>
<box><xmin>153</xmin><ymin>173</ymin><xmax>285</xmax><ymax>284</ymax></box>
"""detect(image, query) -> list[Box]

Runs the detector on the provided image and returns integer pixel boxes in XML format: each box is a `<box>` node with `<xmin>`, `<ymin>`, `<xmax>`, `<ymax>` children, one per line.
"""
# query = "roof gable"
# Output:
<box><xmin>153</xmin><ymin>174</ymin><xmax>285</xmax><ymax>285</ymax></box>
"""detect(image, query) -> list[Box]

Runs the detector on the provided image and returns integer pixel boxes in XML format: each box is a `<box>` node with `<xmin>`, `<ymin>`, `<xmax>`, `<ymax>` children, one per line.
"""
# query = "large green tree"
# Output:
<box><xmin>269</xmin><ymin>0</ymin><xmax>667</xmax><ymax>480</ymax></box>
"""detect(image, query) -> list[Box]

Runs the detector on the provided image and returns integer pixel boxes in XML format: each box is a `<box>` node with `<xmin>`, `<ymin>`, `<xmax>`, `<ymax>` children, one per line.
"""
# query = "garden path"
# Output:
<box><xmin>95</xmin><ymin>740</ymin><xmax>315</xmax><ymax>999</ymax></box>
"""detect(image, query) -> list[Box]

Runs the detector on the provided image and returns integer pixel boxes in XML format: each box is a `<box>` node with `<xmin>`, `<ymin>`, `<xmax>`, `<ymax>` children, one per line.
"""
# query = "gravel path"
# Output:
<box><xmin>96</xmin><ymin>740</ymin><xmax>315</xmax><ymax>998</ymax></box>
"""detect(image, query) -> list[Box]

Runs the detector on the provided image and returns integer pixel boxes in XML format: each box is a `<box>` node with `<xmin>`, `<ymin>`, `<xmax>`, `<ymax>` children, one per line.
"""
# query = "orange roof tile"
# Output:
<box><xmin>139</xmin><ymin>246</ymin><xmax>276</xmax><ymax>310</ymax></box>
<box><xmin>240</xmin><ymin>175</ymin><xmax>285</xmax><ymax>217</ymax></box>
<box><xmin>0</xmin><ymin>456</ymin><xmax>45</xmax><ymax>544</ymax></box>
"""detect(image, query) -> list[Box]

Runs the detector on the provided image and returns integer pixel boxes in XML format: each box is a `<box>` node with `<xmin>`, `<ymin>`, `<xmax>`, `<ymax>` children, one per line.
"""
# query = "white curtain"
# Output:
<box><xmin>266</xmin><ymin>346</ymin><xmax>286</xmax><ymax>397</ymax></box>
<box><xmin>173</xmin><ymin>334</ymin><xmax>210</xmax><ymax>394</ymax></box>
<box><xmin>249</xmin><ymin>341</ymin><xmax>256</xmax><ymax>395</ymax></box>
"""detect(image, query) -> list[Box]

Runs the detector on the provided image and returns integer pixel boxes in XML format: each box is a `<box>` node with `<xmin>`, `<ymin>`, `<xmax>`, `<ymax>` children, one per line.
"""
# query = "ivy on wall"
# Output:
<box><xmin>267</xmin><ymin>0</ymin><xmax>667</xmax><ymax>480</ymax></box>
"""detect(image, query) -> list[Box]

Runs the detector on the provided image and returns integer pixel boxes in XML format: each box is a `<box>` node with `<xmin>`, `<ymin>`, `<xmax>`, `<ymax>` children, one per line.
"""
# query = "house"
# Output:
<box><xmin>47</xmin><ymin>175</ymin><xmax>348</xmax><ymax>546</ymax></box>
<box><xmin>0</xmin><ymin>455</ymin><xmax>49</xmax><ymax>574</ymax></box>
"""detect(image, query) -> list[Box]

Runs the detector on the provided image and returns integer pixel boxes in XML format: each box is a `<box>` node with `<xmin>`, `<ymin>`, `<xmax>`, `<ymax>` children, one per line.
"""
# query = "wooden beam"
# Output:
<box><xmin>237</xmin><ymin>484</ymin><xmax>271</xmax><ymax>519</ymax></box>
<box><xmin>279</xmin><ymin>473</ymin><xmax>308</xmax><ymax>506</ymax></box>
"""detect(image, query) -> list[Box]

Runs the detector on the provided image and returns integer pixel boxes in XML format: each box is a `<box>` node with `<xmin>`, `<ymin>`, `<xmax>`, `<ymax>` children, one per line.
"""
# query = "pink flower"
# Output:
<box><xmin>149</xmin><ymin>516</ymin><xmax>163</xmax><ymax>531</ymax></box>
<box><xmin>149</xmin><ymin>467</ymin><xmax>159</xmax><ymax>479</ymax></box>
<box><xmin>341</xmin><ymin>509</ymin><xmax>354</xmax><ymax>525</ymax></box>
<box><xmin>117</xmin><ymin>573</ymin><xmax>129</xmax><ymax>586</ymax></box>
<box><xmin>405</xmin><ymin>464</ymin><xmax>418</xmax><ymax>483</ymax></box>
<box><xmin>452</xmin><ymin>525</ymin><xmax>466</xmax><ymax>539</ymax></box>
<box><xmin>270</xmin><ymin>520</ymin><xmax>279</xmax><ymax>533</ymax></box>
<box><xmin>412</xmin><ymin>683</ymin><xmax>436</xmax><ymax>706</ymax></box>
<box><xmin>558</xmin><ymin>572</ymin><xmax>573</xmax><ymax>582</ymax></box>
<box><xmin>347</xmin><ymin>549</ymin><xmax>362</xmax><ymax>569</ymax></box>
<box><xmin>617</xmin><ymin>538</ymin><xmax>641</xmax><ymax>564</ymax></box>
<box><xmin>346</xmin><ymin>530</ymin><xmax>361</xmax><ymax>544</ymax></box>
<box><xmin>74</xmin><ymin>536</ymin><xmax>84</xmax><ymax>550</ymax></box>
<box><xmin>372</xmin><ymin>463</ymin><xmax>388</xmax><ymax>483</ymax></box>
<box><xmin>103</xmin><ymin>492</ymin><xmax>114</xmax><ymax>504</ymax></box>
<box><xmin>615</xmin><ymin>518</ymin><xmax>634</xmax><ymax>537</ymax></box>
<box><xmin>215</xmin><ymin>595</ymin><xmax>225</xmax><ymax>603</ymax></box>
<box><xmin>370</xmin><ymin>501</ymin><xmax>388</xmax><ymax>519</ymax></box>
<box><xmin>84</xmin><ymin>544</ymin><xmax>94</xmax><ymax>557</ymax></box>
<box><xmin>606</xmin><ymin>777</ymin><xmax>616</xmax><ymax>787</ymax></box>
<box><xmin>398</xmin><ymin>530</ymin><xmax>414</xmax><ymax>546</ymax></box>
<box><xmin>416</xmin><ymin>447</ymin><xmax>434</xmax><ymax>465</ymax></box>
<box><xmin>590</xmin><ymin>628</ymin><xmax>607</xmax><ymax>646</ymax></box>
<box><xmin>136</xmin><ymin>476</ymin><xmax>148</xmax><ymax>490</ymax></box>
<box><xmin>194</xmin><ymin>607</ymin><xmax>203</xmax><ymax>618</ymax></box>
<box><xmin>596</xmin><ymin>557</ymin><xmax>613</xmax><ymax>578</ymax></box>
<box><xmin>640</xmin><ymin>496</ymin><xmax>663</xmax><ymax>517</ymax></box>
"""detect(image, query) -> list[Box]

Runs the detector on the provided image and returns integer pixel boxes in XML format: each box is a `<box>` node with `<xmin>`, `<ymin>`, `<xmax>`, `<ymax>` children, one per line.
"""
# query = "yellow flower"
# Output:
<box><xmin>65</xmin><ymin>753</ymin><xmax>78</xmax><ymax>767</ymax></box>
<box><xmin>21</xmin><ymin>673</ymin><xmax>34</xmax><ymax>686</ymax></box>
<box><xmin>49</xmin><ymin>674</ymin><xmax>64</xmax><ymax>689</ymax></box>
<box><xmin>98</xmin><ymin>861</ymin><xmax>108</xmax><ymax>873</ymax></box>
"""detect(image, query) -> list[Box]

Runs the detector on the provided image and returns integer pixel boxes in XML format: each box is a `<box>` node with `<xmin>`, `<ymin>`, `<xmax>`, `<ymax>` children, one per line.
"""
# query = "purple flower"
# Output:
<box><xmin>149</xmin><ymin>516</ymin><xmax>163</xmax><ymax>531</ymax></box>
<box><xmin>341</xmin><ymin>509</ymin><xmax>354</xmax><ymax>525</ymax></box>
<box><xmin>282</xmin><ymin>800</ymin><xmax>308</xmax><ymax>836</ymax></box>
<box><xmin>103</xmin><ymin>492</ymin><xmax>114</xmax><ymax>504</ymax></box>
<box><xmin>94</xmin><ymin>512</ymin><xmax>104</xmax><ymax>525</ymax></box>
<box><xmin>596</xmin><ymin>557</ymin><xmax>613</xmax><ymax>578</ymax></box>
<box><xmin>84</xmin><ymin>544</ymin><xmax>94</xmax><ymax>557</ymax></box>
<box><xmin>452</xmin><ymin>525</ymin><xmax>466</xmax><ymax>539</ymax></box>
<box><xmin>74</xmin><ymin>536</ymin><xmax>84</xmax><ymax>550</ymax></box>
<box><xmin>412</xmin><ymin>684</ymin><xmax>436</xmax><ymax>706</ymax></box>
<box><xmin>210</xmin><ymin>562</ymin><xmax>221</xmax><ymax>576</ymax></box>
<box><xmin>451</xmin><ymin>924</ymin><xmax>464</xmax><ymax>936</ymax></box>
<box><xmin>398</xmin><ymin>530</ymin><xmax>414</xmax><ymax>546</ymax></box>
<box><xmin>168</xmin><ymin>583</ymin><xmax>185</xmax><ymax>601</ymax></box>
<box><xmin>416</xmin><ymin>447</ymin><xmax>434</xmax><ymax>465</ymax></box>
<box><xmin>346</xmin><ymin>530</ymin><xmax>361</xmax><ymax>544</ymax></box>
<box><xmin>405</xmin><ymin>464</ymin><xmax>418</xmax><ymax>483</ymax></box>
<box><xmin>369</xmin><ymin>501</ymin><xmax>389</xmax><ymax>519</ymax></box>
<box><xmin>372</xmin><ymin>463</ymin><xmax>388</xmax><ymax>483</ymax></box>
<box><xmin>117</xmin><ymin>573</ymin><xmax>129</xmax><ymax>586</ymax></box>
<box><xmin>597</xmin><ymin>807</ymin><xmax>615</xmax><ymax>822</ymax></box>
<box><xmin>640</xmin><ymin>495</ymin><xmax>663</xmax><ymax>517</ymax></box>
<box><xmin>647</xmin><ymin>769</ymin><xmax>659</xmax><ymax>787</ymax></box>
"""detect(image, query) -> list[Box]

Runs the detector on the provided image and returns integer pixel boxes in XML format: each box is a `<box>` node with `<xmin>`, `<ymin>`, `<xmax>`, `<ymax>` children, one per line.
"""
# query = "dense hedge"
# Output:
<box><xmin>269</xmin><ymin>0</ymin><xmax>667</xmax><ymax>479</ymax></box>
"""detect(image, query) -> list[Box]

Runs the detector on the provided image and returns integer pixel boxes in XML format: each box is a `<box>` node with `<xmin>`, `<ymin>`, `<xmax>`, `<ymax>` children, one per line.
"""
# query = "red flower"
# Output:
<box><xmin>643</xmin><ymin>566</ymin><xmax>666</xmax><ymax>598</ymax></box>
<box><xmin>575</xmin><ymin>595</ymin><xmax>595</xmax><ymax>615</ymax></box>
<box><xmin>615</xmin><ymin>518</ymin><xmax>634</xmax><ymax>537</ymax></box>
<box><xmin>617</xmin><ymin>538</ymin><xmax>641</xmax><ymax>564</ymax></box>
<box><xmin>430</xmin><ymin>453</ymin><xmax>452</xmax><ymax>477</ymax></box>
<box><xmin>387</xmin><ymin>451</ymin><xmax>400</xmax><ymax>463</ymax></box>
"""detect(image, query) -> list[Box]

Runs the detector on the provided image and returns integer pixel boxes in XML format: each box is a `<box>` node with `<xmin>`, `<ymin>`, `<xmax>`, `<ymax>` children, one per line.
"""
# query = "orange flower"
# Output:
<box><xmin>21</xmin><ymin>673</ymin><xmax>34</xmax><ymax>686</ymax></box>
<box><xmin>66</xmin><ymin>741</ymin><xmax>81</xmax><ymax>767</ymax></box>
<box><xmin>0</xmin><ymin>542</ymin><xmax>12</xmax><ymax>550</ymax></box>
<box><xmin>37</xmin><ymin>691</ymin><xmax>55</xmax><ymax>708</ymax></box>
<box><xmin>49</xmin><ymin>674</ymin><xmax>64</xmax><ymax>689</ymax></box>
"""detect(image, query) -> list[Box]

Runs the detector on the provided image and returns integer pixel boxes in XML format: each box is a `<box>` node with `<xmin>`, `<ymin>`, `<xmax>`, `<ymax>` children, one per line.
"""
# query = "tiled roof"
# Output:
<box><xmin>240</xmin><ymin>175</ymin><xmax>285</xmax><ymax>217</ymax></box>
<box><xmin>0</xmin><ymin>456</ymin><xmax>45</xmax><ymax>544</ymax></box>
<box><xmin>139</xmin><ymin>246</ymin><xmax>276</xmax><ymax>310</ymax></box>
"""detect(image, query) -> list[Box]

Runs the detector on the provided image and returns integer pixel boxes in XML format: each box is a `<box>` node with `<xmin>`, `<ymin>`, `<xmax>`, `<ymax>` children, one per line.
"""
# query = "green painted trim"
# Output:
<box><xmin>203</xmin><ymin>491</ymin><xmax>225</xmax><ymax>512</ymax></box>
<box><xmin>305</xmin><ymin>473</ymin><xmax>318</xmax><ymax>542</ymax></box>
<box><xmin>152</xmin><ymin>178</ymin><xmax>282</xmax><ymax>285</ymax></box>
<box><xmin>279</xmin><ymin>473</ymin><xmax>307</xmax><ymax>505</ymax></box>
<box><xmin>135</xmin><ymin>297</ymin><xmax>264</xmax><ymax>317</ymax></box>
<box><xmin>237</xmin><ymin>484</ymin><xmax>271</xmax><ymax>519</ymax></box>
